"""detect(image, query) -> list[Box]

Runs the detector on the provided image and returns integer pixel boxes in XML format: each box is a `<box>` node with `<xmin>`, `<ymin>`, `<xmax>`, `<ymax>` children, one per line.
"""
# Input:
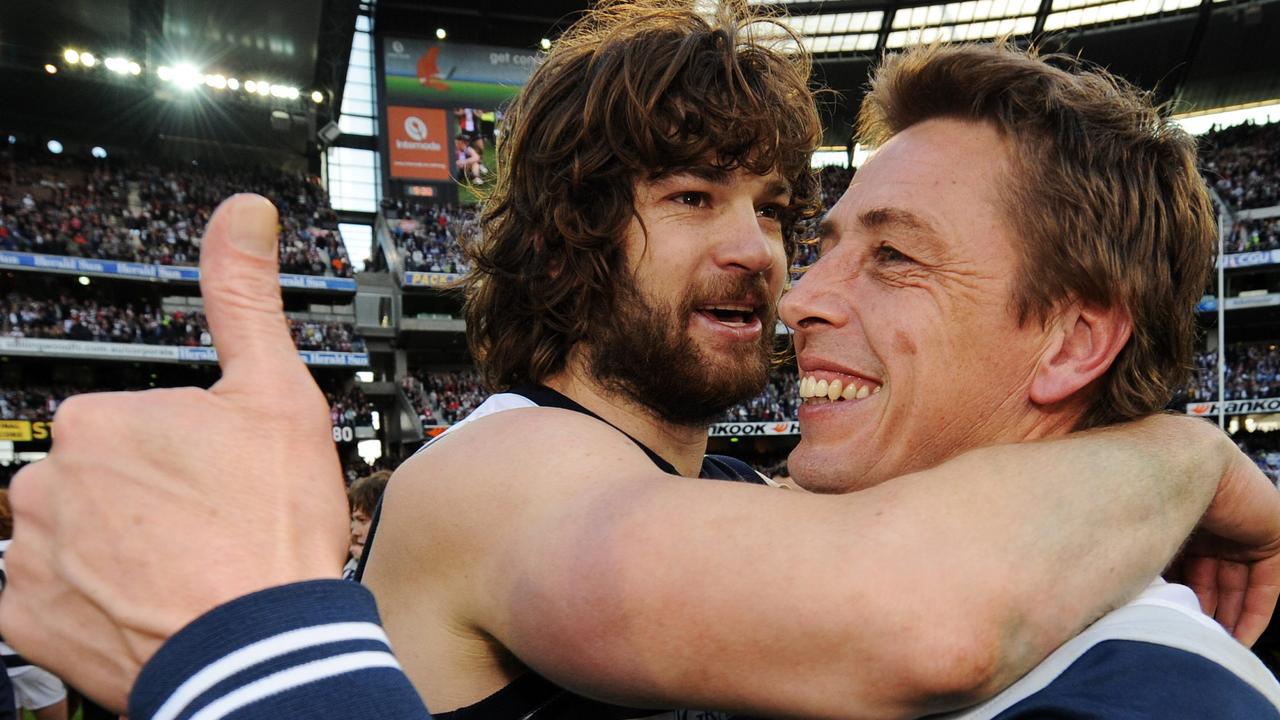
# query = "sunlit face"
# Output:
<box><xmin>780</xmin><ymin>119</ymin><xmax>1056</xmax><ymax>493</ymax></box>
<box><xmin>586</xmin><ymin>167</ymin><xmax>793</xmax><ymax>425</ymax></box>
<box><xmin>349</xmin><ymin>508</ymin><xmax>373</xmax><ymax>561</ymax></box>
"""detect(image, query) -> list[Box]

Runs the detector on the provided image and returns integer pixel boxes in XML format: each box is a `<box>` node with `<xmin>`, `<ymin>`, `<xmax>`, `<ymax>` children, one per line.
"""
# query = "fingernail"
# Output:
<box><xmin>227</xmin><ymin>194</ymin><xmax>278</xmax><ymax>259</ymax></box>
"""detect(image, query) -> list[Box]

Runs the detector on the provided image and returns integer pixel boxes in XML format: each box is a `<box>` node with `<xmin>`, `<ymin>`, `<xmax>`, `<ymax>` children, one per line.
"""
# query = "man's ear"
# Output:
<box><xmin>1030</xmin><ymin>302</ymin><xmax>1133</xmax><ymax>407</ymax></box>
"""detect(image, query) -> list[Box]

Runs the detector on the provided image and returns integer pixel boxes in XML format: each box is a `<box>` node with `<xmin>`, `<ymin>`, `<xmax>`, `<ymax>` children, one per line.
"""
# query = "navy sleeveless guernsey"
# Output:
<box><xmin>356</xmin><ymin>384</ymin><xmax>767</xmax><ymax>720</ymax></box>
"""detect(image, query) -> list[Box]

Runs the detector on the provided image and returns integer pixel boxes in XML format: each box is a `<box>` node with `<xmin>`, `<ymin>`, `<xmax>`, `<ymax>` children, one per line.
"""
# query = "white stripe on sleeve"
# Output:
<box><xmin>151</xmin><ymin>622</ymin><xmax>391</xmax><ymax>720</ymax></box>
<box><xmin>188</xmin><ymin>650</ymin><xmax>402</xmax><ymax>720</ymax></box>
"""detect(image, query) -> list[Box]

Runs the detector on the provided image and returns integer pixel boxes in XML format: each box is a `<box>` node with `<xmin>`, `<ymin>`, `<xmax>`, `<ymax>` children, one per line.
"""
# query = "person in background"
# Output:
<box><xmin>0</xmin><ymin>491</ymin><xmax>64</xmax><ymax>720</ymax></box>
<box><xmin>345</xmin><ymin>470</ymin><xmax>391</xmax><ymax>580</ymax></box>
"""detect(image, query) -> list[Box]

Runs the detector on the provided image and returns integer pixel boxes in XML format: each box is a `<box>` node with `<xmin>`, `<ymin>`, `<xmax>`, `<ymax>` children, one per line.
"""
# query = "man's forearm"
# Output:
<box><xmin>890</xmin><ymin>413</ymin><xmax>1225</xmax><ymax>703</ymax></box>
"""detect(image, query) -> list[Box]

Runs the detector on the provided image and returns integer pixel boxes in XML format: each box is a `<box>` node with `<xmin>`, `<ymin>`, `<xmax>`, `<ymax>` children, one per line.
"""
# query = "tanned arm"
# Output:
<box><xmin>369</xmin><ymin>409</ymin><xmax>1272</xmax><ymax>720</ymax></box>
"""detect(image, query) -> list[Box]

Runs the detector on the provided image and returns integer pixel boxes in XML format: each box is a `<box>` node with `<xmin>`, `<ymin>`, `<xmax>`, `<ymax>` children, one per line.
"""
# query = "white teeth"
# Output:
<box><xmin>798</xmin><ymin>374</ymin><xmax>883</xmax><ymax>402</ymax></box>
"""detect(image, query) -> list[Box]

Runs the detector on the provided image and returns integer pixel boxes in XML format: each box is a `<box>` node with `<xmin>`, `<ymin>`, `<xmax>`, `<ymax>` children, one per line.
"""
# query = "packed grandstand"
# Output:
<box><xmin>5</xmin><ymin>129</ymin><xmax>1280</xmax><ymax>483</ymax></box>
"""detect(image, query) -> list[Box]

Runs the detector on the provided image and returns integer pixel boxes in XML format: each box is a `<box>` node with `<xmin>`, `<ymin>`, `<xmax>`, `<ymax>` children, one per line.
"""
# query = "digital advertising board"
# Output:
<box><xmin>381</xmin><ymin>38</ymin><xmax>537</xmax><ymax>201</ymax></box>
<box><xmin>383</xmin><ymin>38</ymin><xmax>538</xmax><ymax>107</ymax></box>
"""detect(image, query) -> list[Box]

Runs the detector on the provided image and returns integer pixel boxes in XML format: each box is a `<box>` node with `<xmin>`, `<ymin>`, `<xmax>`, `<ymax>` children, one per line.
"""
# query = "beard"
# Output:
<box><xmin>587</xmin><ymin>271</ymin><xmax>776</xmax><ymax>427</ymax></box>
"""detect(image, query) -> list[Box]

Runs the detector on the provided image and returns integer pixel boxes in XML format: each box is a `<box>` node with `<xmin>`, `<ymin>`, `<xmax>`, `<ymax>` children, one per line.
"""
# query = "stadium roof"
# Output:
<box><xmin>383</xmin><ymin>0</ymin><xmax>1280</xmax><ymax>142</ymax></box>
<box><xmin>1</xmin><ymin>0</ymin><xmax>1276</xmax><ymax>149</ymax></box>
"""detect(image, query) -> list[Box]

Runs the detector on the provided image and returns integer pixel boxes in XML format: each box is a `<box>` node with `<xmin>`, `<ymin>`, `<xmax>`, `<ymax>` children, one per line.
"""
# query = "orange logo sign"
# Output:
<box><xmin>387</xmin><ymin>106</ymin><xmax>450</xmax><ymax>180</ymax></box>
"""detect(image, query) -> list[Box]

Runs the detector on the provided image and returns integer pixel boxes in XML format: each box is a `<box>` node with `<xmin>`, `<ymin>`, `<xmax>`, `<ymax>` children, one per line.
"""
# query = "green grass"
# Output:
<box><xmin>385</xmin><ymin>75</ymin><xmax>521</xmax><ymax>106</ymax></box>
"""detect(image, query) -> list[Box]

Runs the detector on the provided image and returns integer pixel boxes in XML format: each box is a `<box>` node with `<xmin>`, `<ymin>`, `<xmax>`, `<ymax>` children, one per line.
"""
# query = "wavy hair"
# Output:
<box><xmin>465</xmin><ymin>0</ymin><xmax>822</xmax><ymax>391</ymax></box>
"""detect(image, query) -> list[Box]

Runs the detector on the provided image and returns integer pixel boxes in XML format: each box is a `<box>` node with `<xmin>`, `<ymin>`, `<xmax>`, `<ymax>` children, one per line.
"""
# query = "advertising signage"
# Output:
<box><xmin>387</xmin><ymin>106</ymin><xmax>451</xmax><ymax>180</ymax></box>
<box><xmin>383</xmin><ymin>38</ymin><xmax>539</xmax><ymax>106</ymax></box>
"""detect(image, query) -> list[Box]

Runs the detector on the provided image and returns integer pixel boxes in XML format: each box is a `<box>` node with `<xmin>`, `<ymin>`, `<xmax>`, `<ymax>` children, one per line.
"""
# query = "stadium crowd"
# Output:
<box><xmin>402</xmin><ymin>368</ymin><xmax>487</xmax><ymax>426</ymax></box>
<box><xmin>385</xmin><ymin>202</ymin><xmax>478</xmax><ymax>275</ymax></box>
<box><xmin>1</xmin><ymin>293</ymin><xmax>366</xmax><ymax>352</ymax></box>
<box><xmin>1228</xmin><ymin>217</ymin><xmax>1280</xmax><ymax>254</ymax></box>
<box><xmin>398</xmin><ymin>366</ymin><xmax>806</xmax><ymax>427</ymax></box>
<box><xmin>2</xmin><ymin>384</ymin><xmax>374</xmax><ymax>428</ymax></box>
<box><xmin>328</xmin><ymin>386</ymin><xmax>376</xmax><ymax>428</ymax></box>
<box><xmin>1235</xmin><ymin>432</ymin><xmax>1280</xmax><ymax>485</ymax></box>
<box><xmin>1187</xmin><ymin>343</ymin><xmax>1280</xmax><ymax>402</ymax></box>
<box><xmin>721</xmin><ymin>369</ymin><xmax>800</xmax><ymax>423</ymax></box>
<box><xmin>1202</xmin><ymin>120</ymin><xmax>1280</xmax><ymax>211</ymax></box>
<box><xmin>0</xmin><ymin>160</ymin><xmax>353</xmax><ymax>277</ymax></box>
<box><xmin>0</xmin><ymin>386</ymin><xmax>69</xmax><ymax>422</ymax></box>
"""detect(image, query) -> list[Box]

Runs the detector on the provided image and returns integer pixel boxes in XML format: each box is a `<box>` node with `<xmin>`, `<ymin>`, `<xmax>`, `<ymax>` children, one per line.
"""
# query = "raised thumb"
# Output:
<box><xmin>199</xmin><ymin>194</ymin><xmax>306</xmax><ymax>394</ymax></box>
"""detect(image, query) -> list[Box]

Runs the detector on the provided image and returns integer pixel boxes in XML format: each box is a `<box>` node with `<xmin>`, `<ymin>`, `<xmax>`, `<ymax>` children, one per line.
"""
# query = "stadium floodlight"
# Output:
<box><xmin>6</xmin><ymin>136</ymin><xmax>14</xmax><ymax>145</ymax></box>
<box><xmin>311</xmin><ymin>90</ymin><xmax>324</xmax><ymax>103</ymax></box>
<box><xmin>63</xmin><ymin>49</ymin><xmax>80</xmax><ymax>64</ymax></box>
<box><xmin>80</xmin><ymin>52</ymin><xmax>96</xmax><ymax>67</ymax></box>
<box><xmin>206</xmin><ymin>74</ymin><xmax>227</xmax><ymax>89</ymax></box>
<box><xmin>91</xmin><ymin>146</ymin><xmax>107</xmax><ymax>159</ymax></box>
<box><xmin>285</xmin><ymin>87</ymin><xmax>300</xmax><ymax>100</ymax></box>
<box><xmin>105</xmin><ymin>57</ymin><xmax>131</xmax><ymax>74</ymax></box>
<box><xmin>173</xmin><ymin>64</ymin><xmax>204</xmax><ymax>90</ymax></box>
<box><xmin>44</xmin><ymin>64</ymin><xmax>57</xmax><ymax>74</ymax></box>
<box><xmin>227</xmin><ymin>78</ymin><xmax>240</xmax><ymax>90</ymax></box>
<box><xmin>436</xmin><ymin>27</ymin><xmax>447</xmax><ymax>39</ymax></box>
<box><xmin>128</xmin><ymin>61</ymin><xmax>141</xmax><ymax>75</ymax></box>
<box><xmin>77</xmin><ymin>276</ymin><xmax>91</xmax><ymax>286</ymax></box>
<box><xmin>256</xmin><ymin>81</ymin><xmax>271</xmax><ymax>96</ymax></box>
<box><xmin>244</xmin><ymin>80</ymin><xmax>257</xmax><ymax>93</ymax></box>
<box><xmin>47</xmin><ymin>140</ymin><xmax>64</xmax><ymax>154</ymax></box>
<box><xmin>540</xmin><ymin>38</ymin><xmax>551</xmax><ymax>50</ymax></box>
<box><xmin>157</xmin><ymin>65</ymin><xmax>174</xmax><ymax>81</ymax></box>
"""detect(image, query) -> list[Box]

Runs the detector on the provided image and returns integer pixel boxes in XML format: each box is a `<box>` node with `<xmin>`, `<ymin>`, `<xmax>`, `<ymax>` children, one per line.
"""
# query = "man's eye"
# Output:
<box><xmin>757</xmin><ymin>204</ymin><xmax>784</xmax><ymax>221</ymax></box>
<box><xmin>673</xmin><ymin>192</ymin><xmax>710</xmax><ymax>208</ymax></box>
<box><xmin>874</xmin><ymin>244</ymin><xmax>912</xmax><ymax>263</ymax></box>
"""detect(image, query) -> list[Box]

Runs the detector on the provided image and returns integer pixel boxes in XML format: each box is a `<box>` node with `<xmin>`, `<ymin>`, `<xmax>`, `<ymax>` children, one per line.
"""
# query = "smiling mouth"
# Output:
<box><xmin>798</xmin><ymin>374</ymin><xmax>882</xmax><ymax>402</ymax></box>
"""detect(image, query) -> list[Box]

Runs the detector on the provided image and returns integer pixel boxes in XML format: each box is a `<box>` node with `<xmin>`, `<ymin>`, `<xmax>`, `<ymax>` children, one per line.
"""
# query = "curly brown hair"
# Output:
<box><xmin>465</xmin><ymin>0</ymin><xmax>822</xmax><ymax>391</ymax></box>
<box><xmin>859</xmin><ymin>42</ymin><xmax>1215</xmax><ymax>429</ymax></box>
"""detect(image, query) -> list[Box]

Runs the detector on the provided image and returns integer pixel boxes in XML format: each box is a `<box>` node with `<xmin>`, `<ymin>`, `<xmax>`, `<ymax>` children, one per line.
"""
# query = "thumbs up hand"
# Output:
<box><xmin>0</xmin><ymin>195</ymin><xmax>351</xmax><ymax>711</ymax></box>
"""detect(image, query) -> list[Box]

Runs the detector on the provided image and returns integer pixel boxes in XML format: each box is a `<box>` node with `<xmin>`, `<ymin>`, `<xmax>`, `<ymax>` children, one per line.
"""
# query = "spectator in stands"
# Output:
<box><xmin>392</xmin><ymin>204</ymin><xmax>477</xmax><ymax>274</ymax></box>
<box><xmin>0</xmin><ymin>293</ymin><xmax>364</xmax><ymax>353</ymax></box>
<box><xmin>1202</xmin><ymin>120</ymin><xmax>1280</xmax><ymax>211</ymax></box>
<box><xmin>0</xmin><ymin>161</ymin><xmax>353</xmax><ymax>277</ymax></box>
<box><xmin>722</xmin><ymin>369</ymin><xmax>800</xmax><ymax>422</ymax></box>
<box><xmin>328</xmin><ymin>387</ymin><xmax>375</xmax><ymax>428</ymax></box>
<box><xmin>344</xmin><ymin>471</ymin><xmax>392</xmax><ymax>580</ymax></box>
<box><xmin>1188</xmin><ymin>342</ymin><xmax>1280</xmax><ymax>401</ymax></box>
<box><xmin>401</xmin><ymin>369</ymin><xmax>486</xmax><ymax>427</ymax></box>
<box><xmin>1228</xmin><ymin>217</ymin><xmax>1280</xmax><ymax>253</ymax></box>
<box><xmin>0</xmin><ymin>492</ymin><xmax>67</xmax><ymax>720</ymax></box>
